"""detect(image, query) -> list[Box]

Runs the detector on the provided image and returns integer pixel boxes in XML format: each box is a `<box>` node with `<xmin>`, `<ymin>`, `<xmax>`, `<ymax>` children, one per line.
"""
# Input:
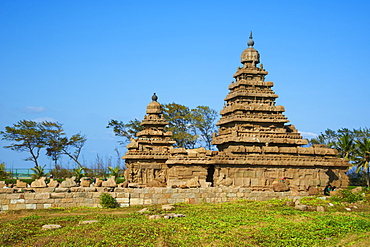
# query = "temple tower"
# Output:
<box><xmin>209</xmin><ymin>33</ymin><xmax>350</xmax><ymax>191</ymax></box>
<box><xmin>123</xmin><ymin>94</ymin><xmax>175</xmax><ymax>187</ymax></box>
<box><xmin>212</xmin><ymin>32</ymin><xmax>307</xmax><ymax>152</ymax></box>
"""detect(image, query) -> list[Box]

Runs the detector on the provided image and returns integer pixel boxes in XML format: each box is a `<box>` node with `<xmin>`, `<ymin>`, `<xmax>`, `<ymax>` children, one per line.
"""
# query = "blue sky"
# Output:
<box><xmin>1</xmin><ymin>0</ymin><xmax>370</xmax><ymax>169</ymax></box>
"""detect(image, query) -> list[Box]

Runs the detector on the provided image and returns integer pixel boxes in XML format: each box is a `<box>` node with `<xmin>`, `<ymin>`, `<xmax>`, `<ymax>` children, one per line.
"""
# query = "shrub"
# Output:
<box><xmin>116</xmin><ymin>178</ymin><xmax>126</xmax><ymax>184</ymax></box>
<box><xmin>0</xmin><ymin>162</ymin><xmax>11</xmax><ymax>179</ymax></box>
<box><xmin>100</xmin><ymin>193</ymin><xmax>119</xmax><ymax>208</ymax></box>
<box><xmin>49</xmin><ymin>165</ymin><xmax>73</xmax><ymax>179</ymax></box>
<box><xmin>2</xmin><ymin>179</ymin><xmax>34</xmax><ymax>185</ymax></box>
<box><xmin>331</xmin><ymin>189</ymin><xmax>364</xmax><ymax>203</ymax></box>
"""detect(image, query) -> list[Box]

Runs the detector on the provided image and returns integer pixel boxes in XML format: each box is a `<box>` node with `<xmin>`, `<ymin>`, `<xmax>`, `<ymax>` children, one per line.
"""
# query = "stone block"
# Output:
<box><xmin>115</xmin><ymin>192</ymin><xmax>129</xmax><ymax>198</ymax></box>
<box><xmin>144</xmin><ymin>199</ymin><xmax>152</xmax><ymax>205</ymax></box>
<box><xmin>175</xmin><ymin>198</ymin><xmax>185</xmax><ymax>203</ymax></box>
<box><xmin>15</xmin><ymin>204</ymin><xmax>26</xmax><ymax>210</ymax></box>
<box><xmin>227</xmin><ymin>193</ymin><xmax>237</xmax><ymax>197</ymax></box>
<box><xmin>130</xmin><ymin>193</ymin><xmax>140</xmax><ymax>198</ymax></box>
<box><xmin>50</xmin><ymin>193</ymin><xmax>66</xmax><ymax>198</ymax></box>
<box><xmin>251</xmin><ymin>179</ymin><xmax>259</xmax><ymax>186</ymax></box>
<box><xmin>61</xmin><ymin>198</ymin><xmax>74</xmax><ymax>203</ymax></box>
<box><xmin>171</xmin><ymin>193</ymin><xmax>185</xmax><ymax>199</ymax></box>
<box><xmin>33</xmin><ymin>187</ymin><xmax>55</xmax><ymax>193</ymax></box>
<box><xmin>10</xmin><ymin>199</ymin><xmax>25</xmax><ymax>204</ymax></box>
<box><xmin>114</xmin><ymin>187</ymin><xmax>128</xmax><ymax>192</ymax></box>
<box><xmin>93</xmin><ymin>192</ymin><xmax>103</xmax><ymax>198</ymax></box>
<box><xmin>35</xmin><ymin>193</ymin><xmax>50</xmax><ymax>200</ymax></box>
<box><xmin>116</xmin><ymin>198</ymin><xmax>129</xmax><ymax>204</ymax></box>
<box><xmin>0</xmin><ymin>205</ymin><xmax>9</xmax><ymax>211</ymax></box>
<box><xmin>0</xmin><ymin>188</ymin><xmax>15</xmax><ymax>193</ymax></box>
<box><xmin>70</xmin><ymin>187</ymin><xmax>85</xmax><ymax>192</ymax></box>
<box><xmin>167</xmin><ymin>199</ymin><xmax>176</xmax><ymax>204</ymax></box>
<box><xmin>24</xmin><ymin>193</ymin><xmax>35</xmax><ymax>200</ymax></box>
<box><xmin>26</xmin><ymin>204</ymin><xmax>37</xmax><ymax>209</ymax></box>
<box><xmin>185</xmin><ymin>193</ymin><xmax>195</xmax><ymax>198</ymax></box>
<box><xmin>8</xmin><ymin>193</ymin><xmax>21</xmax><ymax>199</ymax></box>
<box><xmin>143</xmin><ymin>193</ymin><xmax>153</xmax><ymax>199</ymax></box>
<box><xmin>54</xmin><ymin>188</ymin><xmax>70</xmax><ymax>193</ymax></box>
<box><xmin>84</xmin><ymin>187</ymin><xmax>97</xmax><ymax>192</ymax></box>
<box><xmin>44</xmin><ymin>204</ymin><xmax>52</xmax><ymax>209</ymax></box>
<box><xmin>130</xmin><ymin>198</ymin><xmax>144</xmax><ymax>205</ymax></box>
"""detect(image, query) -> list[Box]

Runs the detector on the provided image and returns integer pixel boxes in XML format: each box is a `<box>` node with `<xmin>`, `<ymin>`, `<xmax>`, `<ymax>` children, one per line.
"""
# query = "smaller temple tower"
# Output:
<box><xmin>123</xmin><ymin>94</ymin><xmax>175</xmax><ymax>187</ymax></box>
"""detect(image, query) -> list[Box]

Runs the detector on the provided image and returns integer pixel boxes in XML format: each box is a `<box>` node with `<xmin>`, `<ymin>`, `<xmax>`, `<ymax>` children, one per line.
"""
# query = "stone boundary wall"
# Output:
<box><xmin>0</xmin><ymin>187</ymin><xmax>309</xmax><ymax>211</ymax></box>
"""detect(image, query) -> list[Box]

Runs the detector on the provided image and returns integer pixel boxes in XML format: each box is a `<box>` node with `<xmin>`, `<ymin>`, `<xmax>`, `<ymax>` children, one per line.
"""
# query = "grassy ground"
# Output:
<box><xmin>0</xmin><ymin>198</ymin><xmax>370</xmax><ymax>246</ymax></box>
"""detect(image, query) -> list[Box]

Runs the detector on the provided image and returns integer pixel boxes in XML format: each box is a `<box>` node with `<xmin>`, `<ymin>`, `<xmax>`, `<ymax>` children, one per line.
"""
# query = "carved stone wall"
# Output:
<box><xmin>0</xmin><ymin>187</ymin><xmax>312</xmax><ymax>211</ymax></box>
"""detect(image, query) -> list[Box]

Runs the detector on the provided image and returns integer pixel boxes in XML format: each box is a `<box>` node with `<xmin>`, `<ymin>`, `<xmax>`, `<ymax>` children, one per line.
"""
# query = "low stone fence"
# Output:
<box><xmin>0</xmin><ymin>187</ymin><xmax>310</xmax><ymax>211</ymax></box>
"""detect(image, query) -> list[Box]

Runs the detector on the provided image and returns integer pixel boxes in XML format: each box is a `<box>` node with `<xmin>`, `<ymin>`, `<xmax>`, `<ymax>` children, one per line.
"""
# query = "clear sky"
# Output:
<box><xmin>1</xmin><ymin>0</ymin><xmax>370</xmax><ymax>170</ymax></box>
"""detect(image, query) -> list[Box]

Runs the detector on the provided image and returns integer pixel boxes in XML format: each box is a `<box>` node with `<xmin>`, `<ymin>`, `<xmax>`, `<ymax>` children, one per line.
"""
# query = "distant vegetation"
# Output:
<box><xmin>1</xmin><ymin>117</ymin><xmax>369</xmax><ymax>186</ymax></box>
<box><xmin>310</xmin><ymin>128</ymin><xmax>370</xmax><ymax>187</ymax></box>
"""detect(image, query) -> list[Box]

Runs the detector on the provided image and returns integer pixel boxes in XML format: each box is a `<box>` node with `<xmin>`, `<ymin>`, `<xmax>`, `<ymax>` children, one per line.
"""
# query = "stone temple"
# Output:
<box><xmin>123</xmin><ymin>33</ymin><xmax>350</xmax><ymax>193</ymax></box>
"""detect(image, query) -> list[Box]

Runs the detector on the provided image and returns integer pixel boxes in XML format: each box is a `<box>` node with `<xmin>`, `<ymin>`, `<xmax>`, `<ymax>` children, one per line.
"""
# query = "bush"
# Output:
<box><xmin>99</xmin><ymin>193</ymin><xmax>119</xmax><ymax>208</ymax></box>
<box><xmin>49</xmin><ymin>165</ymin><xmax>73</xmax><ymax>179</ymax></box>
<box><xmin>2</xmin><ymin>179</ymin><xmax>34</xmax><ymax>185</ymax></box>
<box><xmin>0</xmin><ymin>162</ymin><xmax>11</xmax><ymax>179</ymax></box>
<box><xmin>331</xmin><ymin>189</ymin><xmax>364</xmax><ymax>203</ymax></box>
<box><xmin>116</xmin><ymin>178</ymin><xmax>126</xmax><ymax>184</ymax></box>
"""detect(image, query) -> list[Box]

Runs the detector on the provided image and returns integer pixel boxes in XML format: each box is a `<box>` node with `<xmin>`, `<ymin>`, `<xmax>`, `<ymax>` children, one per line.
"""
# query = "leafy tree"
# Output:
<box><xmin>107</xmin><ymin>103</ymin><xmax>218</xmax><ymax>149</ymax></box>
<box><xmin>1</xmin><ymin>120</ymin><xmax>49</xmax><ymax>167</ymax></box>
<box><xmin>163</xmin><ymin>103</ymin><xmax>197</xmax><ymax>149</ymax></box>
<box><xmin>354</xmin><ymin>137</ymin><xmax>370</xmax><ymax>187</ymax></box>
<box><xmin>191</xmin><ymin>106</ymin><xmax>218</xmax><ymax>150</ymax></box>
<box><xmin>43</xmin><ymin>121</ymin><xmax>65</xmax><ymax>166</ymax></box>
<box><xmin>41</xmin><ymin>122</ymin><xmax>86</xmax><ymax>168</ymax></box>
<box><xmin>106</xmin><ymin>119</ymin><xmax>143</xmax><ymax>145</ymax></box>
<box><xmin>1</xmin><ymin>120</ymin><xmax>86</xmax><ymax>169</ymax></box>
<box><xmin>56</xmin><ymin>134</ymin><xmax>86</xmax><ymax>168</ymax></box>
<box><xmin>309</xmin><ymin>128</ymin><xmax>338</xmax><ymax>148</ymax></box>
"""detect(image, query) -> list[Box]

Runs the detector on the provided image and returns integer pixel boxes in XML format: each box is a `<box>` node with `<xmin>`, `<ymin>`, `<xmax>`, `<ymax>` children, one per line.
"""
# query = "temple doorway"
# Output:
<box><xmin>206</xmin><ymin>165</ymin><xmax>215</xmax><ymax>187</ymax></box>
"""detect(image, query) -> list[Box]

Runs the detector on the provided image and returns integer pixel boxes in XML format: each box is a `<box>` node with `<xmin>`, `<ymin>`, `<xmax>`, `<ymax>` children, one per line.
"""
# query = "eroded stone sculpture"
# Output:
<box><xmin>30</xmin><ymin>177</ymin><xmax>47</xmax><ymax>188</ymax></box>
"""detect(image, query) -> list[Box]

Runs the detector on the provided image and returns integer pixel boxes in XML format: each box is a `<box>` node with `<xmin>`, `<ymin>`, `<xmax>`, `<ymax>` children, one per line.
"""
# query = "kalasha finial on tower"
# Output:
<box><xmin>152</xmin><ymin>93</ymin><xmax>158</xmax><ymax>102</ymax></box>
<box><xmin>247</xmin><ymin>31</ymin><xmax>254</xmax><ymax>48</ymax></box>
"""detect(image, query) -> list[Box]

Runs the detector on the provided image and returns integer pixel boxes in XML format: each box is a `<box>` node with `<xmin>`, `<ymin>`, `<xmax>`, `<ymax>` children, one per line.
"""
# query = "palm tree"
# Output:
<box><xmin>354</xmin><ymin>138</ymin><xmax>370</xmax><ymax>187</ymax></box>
<box><xmin>335</xmin><ymin>133</ymin><xmax>355</xmax><ymax>161</ymax></box>
<box><xmin>31</xmin><ymin>165</ymin><xmax>46</xmax><ymax>179</ymax></box>
<box><xmin>108</xmin><ymin>166</ymin><xmax>121</xmax><ymax>181</ymax></box>
<box><xmin>73</xmin><ymin>167</ymin><xmax>85</xmax><ymax>182</ymax></box>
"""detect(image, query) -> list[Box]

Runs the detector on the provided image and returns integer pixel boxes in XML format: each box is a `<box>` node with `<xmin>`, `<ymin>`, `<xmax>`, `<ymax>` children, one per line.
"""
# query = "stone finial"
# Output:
<box><xmin>247</xmin><ymin>31</ymin><xmax>254</xmax><ymax>48</ymax></box>
<box><xmin>152</xmin><ymin>93</ymin><xmax>158</xmax><ymax>102</ymax></box>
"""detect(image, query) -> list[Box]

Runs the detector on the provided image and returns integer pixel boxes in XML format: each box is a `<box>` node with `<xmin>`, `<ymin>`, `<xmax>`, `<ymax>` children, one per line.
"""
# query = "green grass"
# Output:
<box><xmin>0</xmin><ymin>199</ymin><xmax>369</xmax><ymax>246</ymax></box>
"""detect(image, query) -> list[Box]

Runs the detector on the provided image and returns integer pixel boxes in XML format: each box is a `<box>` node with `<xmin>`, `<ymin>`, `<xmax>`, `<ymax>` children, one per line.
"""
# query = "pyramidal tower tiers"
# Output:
<box><xmin>213</xmin><ymin>32</ymin><xmax>307</xmax><ymax>151</ymax></box>
<box><xmin>123</xmin><ymin>33</ymin><xmax>350</xmax><ymax>192</ymax></box>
